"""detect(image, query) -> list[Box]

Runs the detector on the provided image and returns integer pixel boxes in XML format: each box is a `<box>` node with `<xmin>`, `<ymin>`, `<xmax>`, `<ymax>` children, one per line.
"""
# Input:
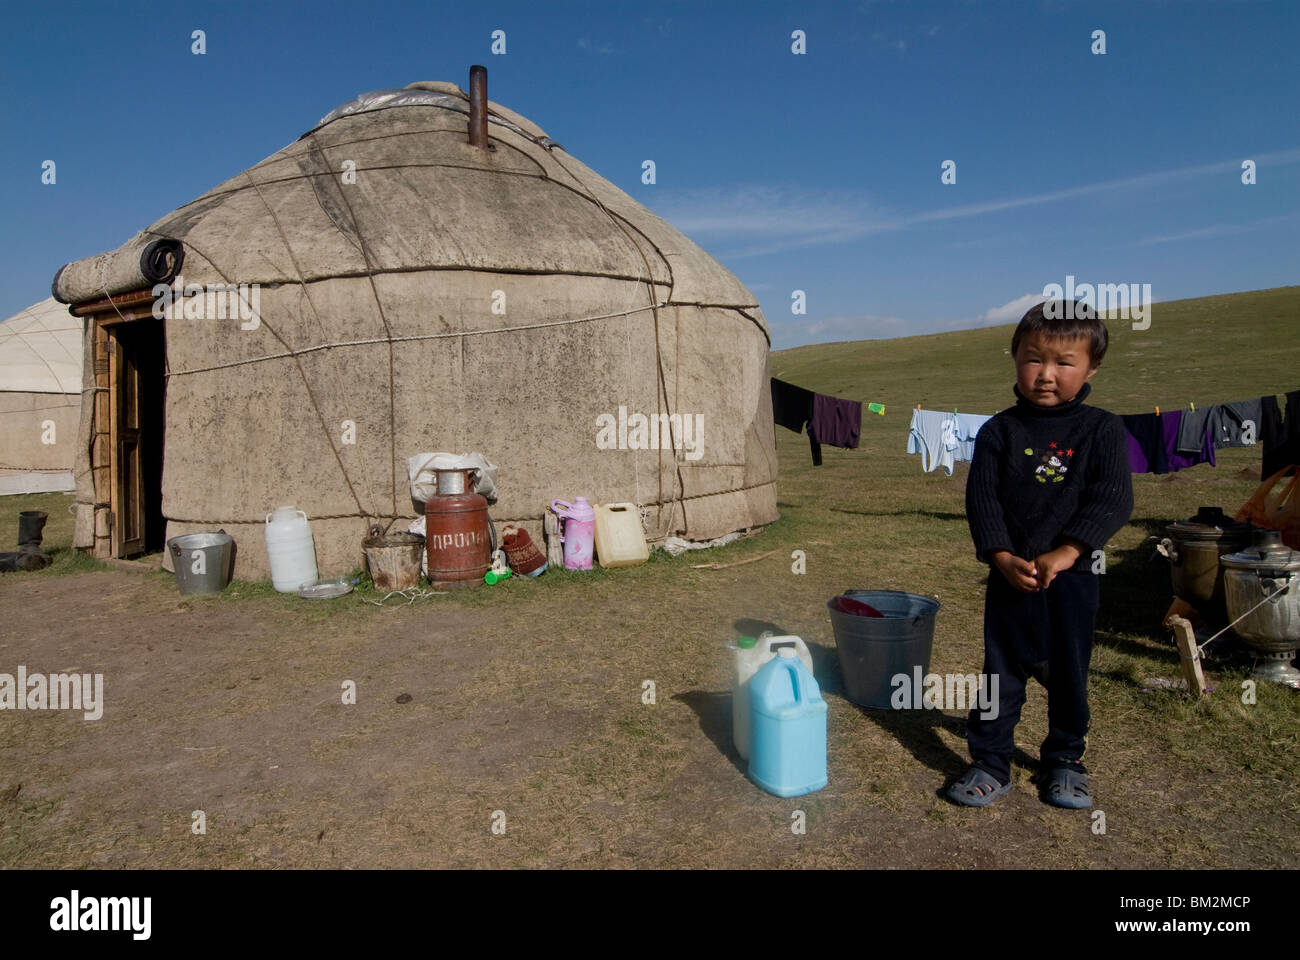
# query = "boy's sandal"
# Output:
<box><xmin>1043</xmin><ymin>766</ymin><xmax>1092</xmax><ymax>809</ymax></box>
<box><xmin>946</xmin><ymin>766</ymin><xmax>1012</xmax><ymax>807</ymax></box>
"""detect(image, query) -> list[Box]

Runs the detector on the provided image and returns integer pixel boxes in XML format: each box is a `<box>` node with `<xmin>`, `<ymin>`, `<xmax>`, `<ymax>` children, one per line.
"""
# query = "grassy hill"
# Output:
<box><xmin>772</xmin><ymin>285</ymin><xmax>1300</xmax><ymax>417</ymax></box>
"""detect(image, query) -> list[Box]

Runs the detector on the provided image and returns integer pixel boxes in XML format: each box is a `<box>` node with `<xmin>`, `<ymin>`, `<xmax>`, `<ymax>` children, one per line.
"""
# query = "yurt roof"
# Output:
<box><xmin>52</xmin><ymin>80</ymin><xmax>766</xmax><ymax>339</ymax></box>
<box><xmin>0</xmin><ymin>297</ymin><xmax>82</xmax><ymax>394</ymax></box>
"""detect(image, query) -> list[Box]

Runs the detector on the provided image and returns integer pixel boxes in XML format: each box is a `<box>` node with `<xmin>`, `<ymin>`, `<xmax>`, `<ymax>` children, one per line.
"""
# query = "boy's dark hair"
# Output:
<box><xmin>1011</xmin><ymin>300</ymin><xmax>1108</xmax><ymax>367</ymax></box>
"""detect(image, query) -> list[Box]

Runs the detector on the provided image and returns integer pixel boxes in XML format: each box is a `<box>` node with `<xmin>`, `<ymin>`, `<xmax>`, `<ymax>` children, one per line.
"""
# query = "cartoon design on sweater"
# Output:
<box><xmin>1024</xmin><ymin>440</ymin><xmax>1074</xmax><ymax>483</ymax></box>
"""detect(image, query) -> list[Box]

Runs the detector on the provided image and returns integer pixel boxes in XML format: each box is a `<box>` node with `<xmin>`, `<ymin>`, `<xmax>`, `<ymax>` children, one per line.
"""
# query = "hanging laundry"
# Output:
<box><xmin>1125</xmin><ymin>411</ymin><xmax>1214</xmax><ymax>474</ymax></box>
<box><xmin>1175</xmin><ymin>406</ymin><xmax>1214</xmax><ymax>455</ymax></box>
<box><xmin>1179</xmin><ymin>399</ymin><xmax>1265</xmax><ymax>452</ymax></box>
<box><xmin>907</xmin><ymin>409</ymin><xmax>989</xmax><ymax>476</ymax></box>
<box><xmin>908</xmin><ymin>410</ymin><xmax>952</xmax><ymax>474</ymax></box>
<box><xmin>770</xmin><ymin>378</ymin><xmax>821</xmax><ymax>466</ymax></box>
<box><xmin>1121</xmin><ymin>413</ymin><xmax>1167</xmax><ymax>474</ymax></box>
<box><xmin>1261</xmin><ymin>391</ymin><xmax>1300</xmax><ymax>479</ymax></box>
<box><xmin>1175</xmin><ymin>400</ymin><xmax>1263</xmax><ymax>452</ymax></box>
<box><xmin>953</xmin><ymin>412</ymin><xmax>992</xmax><ymax>462</ymax></box>
<box><xmin>771</xmin><ymin>378</ymin><xmax>869</xmax><ymax>466</ymax></box>
<box><xmin>811</xmin><ymin>393</ymin><xmax>862</xmax><ymax>449</ymax></box>
<box><xmin>1214</xmin><ymin>399</ymin><xmax>1264</xmax><ymax>448</ymax></box>
<box><xmin>1163</xmin><ymin>410</ymin><xmax>1215</xmax><ymax>471</ymax></box>
<box><xmin>771</xmin><ymin>378</ymin><xmax>812</xmax><ymax>433</ymax></box>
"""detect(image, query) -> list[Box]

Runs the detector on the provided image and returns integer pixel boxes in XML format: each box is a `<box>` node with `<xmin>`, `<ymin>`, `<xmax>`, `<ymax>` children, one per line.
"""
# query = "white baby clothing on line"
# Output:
<box><xmin>907</xmin><ymin>410</ymin><xmax>992</xmax><ymax>475</ymax></box>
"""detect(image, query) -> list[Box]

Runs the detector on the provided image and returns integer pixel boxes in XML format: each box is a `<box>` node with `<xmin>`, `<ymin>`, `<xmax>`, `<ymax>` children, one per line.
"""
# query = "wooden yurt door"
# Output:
<box><xmin>110</xmin><ymin>328</ymin><xmax>145</xmax><ymax>557</ymax></box>
<box><xmin>107</xmin><ymin>318</ymin><xmax>165</xmax><ymax>558</ymax></box>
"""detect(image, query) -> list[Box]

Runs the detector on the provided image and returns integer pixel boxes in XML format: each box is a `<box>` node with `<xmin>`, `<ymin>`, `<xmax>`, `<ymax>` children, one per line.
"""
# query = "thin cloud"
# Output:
<box><xmin>1140</xmin><ymin>213</ymin><xmax>1298</xmax><ymax>245</ymax></box>
<box><xmin>975</xmin><ymin>293</ymin><xmax>1046</xmax><ymax>328</ymax></box>
<box><xmin>650</xmin><ymin>148</ymin><xmax>1300</xmax><ymax>260</ymax></box>
<box><xmin>771</xmin><ymin>313</ymin><xmax>907</xmax><ymax>347</ymax></box>
<box><xmin>576</xmin><ymin>36</ymin><xmax>616</xmax><ymax>55</ymax></box>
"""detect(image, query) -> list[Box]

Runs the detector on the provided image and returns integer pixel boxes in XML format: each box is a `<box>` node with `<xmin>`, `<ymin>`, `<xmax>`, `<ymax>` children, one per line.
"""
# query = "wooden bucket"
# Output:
<box><xmin>363</xmin><ymin>524</ymin><xmax>425</xmax><ymax>591</ymax></box>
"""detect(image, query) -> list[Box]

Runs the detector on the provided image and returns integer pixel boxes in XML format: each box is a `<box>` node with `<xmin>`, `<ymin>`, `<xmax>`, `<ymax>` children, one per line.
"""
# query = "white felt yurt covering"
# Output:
<box><xmin>54</xmin><ymin>81</ymin><xmax>779</xmax><ymax>578</ymax></box>
<box><xmin>0</xmin><ymin>298</ymin><xmax>82</xmax><ymax>495</ymax></box>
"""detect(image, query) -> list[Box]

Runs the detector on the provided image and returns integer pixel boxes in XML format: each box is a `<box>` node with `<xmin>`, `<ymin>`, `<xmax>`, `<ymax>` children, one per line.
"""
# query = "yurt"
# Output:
<box><xmin>52</xmin><ymin>74</ymin><xmax>778</xmax><ymax>578</ymax></box>
<box><xmin>0</xmin><ymin>297</ymin><xmax>82</xmax><ymax>495</ymax></box>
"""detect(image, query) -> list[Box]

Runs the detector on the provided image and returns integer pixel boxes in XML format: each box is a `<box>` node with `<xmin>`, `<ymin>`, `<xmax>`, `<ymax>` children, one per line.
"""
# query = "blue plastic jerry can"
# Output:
<box><xmin>748</xmin><ymin>648</ymin><xmax>828</xmax><ymax>797</ymax></box>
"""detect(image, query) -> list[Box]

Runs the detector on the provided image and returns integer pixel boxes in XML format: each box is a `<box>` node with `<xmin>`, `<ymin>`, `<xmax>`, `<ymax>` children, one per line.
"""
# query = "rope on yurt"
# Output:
<box><xmin>165</xmin><ymin>478</ymin><xmax>776</xmax><ymax>526</ymax></box>
<box><xmin>165</xmin><ymin>302</ymin><xmax>671</xmax><ymax>376</ymax></box>
<box><xmin>303</xmin><ymin>134</ymin><xmax>401</xmax><ymax>517</ymax></box>
<box><xmin>546</xmin><ymin>150</ymin><xmax>688</xmax><ymax>540</ymax></box>
<box><xmin>157</xmin><ymin>188</ymin><xmax>369</xmax><ymax>525</ymax></box>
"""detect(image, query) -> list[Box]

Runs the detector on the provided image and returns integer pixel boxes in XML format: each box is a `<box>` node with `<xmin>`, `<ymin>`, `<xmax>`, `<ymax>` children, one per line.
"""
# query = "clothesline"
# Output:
<box><xmin>771</xmin><ymin>377</ymin><xmax>878</xmax><ymax>467</ymax></box>
<box><xmin>905</xmin><ymin>390</ymin><xmax>1300</xmax><ymax>480</ymax></box>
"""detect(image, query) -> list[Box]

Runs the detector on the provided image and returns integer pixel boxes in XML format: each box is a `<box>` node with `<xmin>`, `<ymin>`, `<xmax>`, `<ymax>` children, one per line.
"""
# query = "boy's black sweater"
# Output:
<box><xmin>966</xmin><ymin>383</ymin><xmax>1134</xmax><ymax>572</ymax></box>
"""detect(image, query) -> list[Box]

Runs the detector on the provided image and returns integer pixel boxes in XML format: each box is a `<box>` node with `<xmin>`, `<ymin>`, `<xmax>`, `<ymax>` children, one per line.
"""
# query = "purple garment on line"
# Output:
<box><xmin>1124</xmin><ymin>411</ymin><xmax>1215</xmax><ymax>473</ymax></box>
<box><xmin>811</xmin><ymin>393</ymin><xmax>861</xmax><ymax>449</ymax></box>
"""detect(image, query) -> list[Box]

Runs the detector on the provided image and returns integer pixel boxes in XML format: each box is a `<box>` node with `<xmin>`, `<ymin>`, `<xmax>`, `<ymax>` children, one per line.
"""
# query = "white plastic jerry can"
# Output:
<box><xmin>264</xmin><ymin>505</ymin><xmax>318</xmax><ymax>592</ymax></box>
<box><xmin>732</xmin><ymin>633</ymin><xmax>814</xmax><ymax>760</ymax></box>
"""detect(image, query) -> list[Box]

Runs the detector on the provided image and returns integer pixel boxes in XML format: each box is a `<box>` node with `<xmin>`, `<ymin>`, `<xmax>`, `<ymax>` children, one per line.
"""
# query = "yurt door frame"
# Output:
<box><xmin>109</xmin><ymin>324</ymin><xmax>146</xmax><ymax>556</ymax></box>
<box><xmin>91</xmin><ymin>307</ymin><xmax>165</xmax><ymax>559</ymax></box>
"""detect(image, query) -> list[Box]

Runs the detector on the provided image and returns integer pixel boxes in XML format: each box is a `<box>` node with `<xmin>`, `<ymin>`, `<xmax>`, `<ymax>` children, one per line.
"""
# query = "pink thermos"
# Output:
<box><xmin>550</xmin><ymin>497</ymin><xmax>595</xmax><ymax>570</ymax></box>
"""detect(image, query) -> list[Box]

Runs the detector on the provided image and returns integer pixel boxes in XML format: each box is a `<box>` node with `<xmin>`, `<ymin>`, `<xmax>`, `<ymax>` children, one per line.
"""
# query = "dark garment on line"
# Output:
<box><xmin>966</xmin><ymin>382</ymin><xmax>1134</xmax><ymax>575</ymax></box>
<box><xmin>770</xmin><ymin>377</ymin><xmax>821</xmax><ymax>466</ymax></box>
<box><xmin>771</xmin><ymin>378</ymin><xmax>812</xmax><ymax>433</ymax></box>
<box><xmin>1261</xmin><ymin>391</ymin><xmax>1300</xmax><ymax>479</ymax></box>
<box><xmin>1177</xmin><ymin>403</ymin><xmax>1261</xmax><ymax>454</ymax></box>
<box><xmin>1122</xmin><ymin>413</ymin><xmax>1166</xmax><ymax>474</ymax></box>
<box><xmin>967</xmin><ymin>569</ymin><xmax>1099</xmax><ymax>785</ymax></box>
<box><xmin>1215</xmin><ymin>399</ymin><xmax>1264</xmax><ymax>448</ymax></box>
<box><xmin>1176</xmin><ymin>406</ymin><xmax>1212</xmax><ymax>454</ymax></box>
<box><xmin>1163</xmin><ymin>409</ymin><xmax>1215</xmax><ymax>472</ymax></box>
<box><xmin>811</xmin><ymin>393</ymin><xmax>861</xmax><ymax>449</ymax></box>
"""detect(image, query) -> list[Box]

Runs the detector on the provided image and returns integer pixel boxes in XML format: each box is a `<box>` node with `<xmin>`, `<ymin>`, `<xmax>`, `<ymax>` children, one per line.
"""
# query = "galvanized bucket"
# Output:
<box><xmin>167</xmin><ymin>532</ymin><xmax>235</xmax><ymax>595</ymax></box>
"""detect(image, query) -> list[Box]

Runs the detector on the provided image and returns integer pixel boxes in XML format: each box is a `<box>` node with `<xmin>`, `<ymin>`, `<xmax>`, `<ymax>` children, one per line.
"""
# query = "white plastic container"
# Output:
<box><xmin>593</xmin><ymin>502</ymin><xmax>649</xmax><ymax>568</ymax></box>
<box><xmin>265</xmin><ymin>505</ymin><xmax>318</xmax><ymax>593</ymax></box>
<box><xmin>732</xmin><ymin>633</ymin><xmax>814</xmax><ymax>760</ymax></box>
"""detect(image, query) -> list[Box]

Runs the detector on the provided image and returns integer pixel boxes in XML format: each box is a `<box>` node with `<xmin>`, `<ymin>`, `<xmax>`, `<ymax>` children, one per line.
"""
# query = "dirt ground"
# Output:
<box><xmin>2</xmin><ymin>539</ymin><xmax>1294</xmax><ymax>870</ymax></box>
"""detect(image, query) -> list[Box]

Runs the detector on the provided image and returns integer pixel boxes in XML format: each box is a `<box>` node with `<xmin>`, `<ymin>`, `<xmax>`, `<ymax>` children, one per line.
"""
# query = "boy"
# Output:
<box><xmin>948</xmin><ymin>300</ymin><xmax>1133</xmax><ymax>808</ymax></box>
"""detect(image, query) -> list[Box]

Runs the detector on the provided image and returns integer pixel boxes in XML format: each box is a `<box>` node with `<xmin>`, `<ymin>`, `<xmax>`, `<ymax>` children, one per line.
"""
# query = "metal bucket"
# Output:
<box><xmin>828</xmin><ymin>590</ymin><xmax>941</xmax><ymax>709</ymax></box>
<box><xmin>363</xmin><ymin>525</ymin><xmax>425</xmax><ymax>592</ymax></box>
<box><xmin>167</xmin><ymin>532</ymin><xmax>234</xmax><ymax>595</ymax></box>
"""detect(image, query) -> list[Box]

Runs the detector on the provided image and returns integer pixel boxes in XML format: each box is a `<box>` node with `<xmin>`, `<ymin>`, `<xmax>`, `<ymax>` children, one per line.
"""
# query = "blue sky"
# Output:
<box><xmin>2</xmin><ymin>0</ymin><xmax>1296</xmax><ymax>349</ymax></box>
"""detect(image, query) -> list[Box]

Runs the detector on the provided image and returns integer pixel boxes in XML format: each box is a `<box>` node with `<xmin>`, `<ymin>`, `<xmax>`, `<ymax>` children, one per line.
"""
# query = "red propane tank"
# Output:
<box><xmin>425</xmin><ymin>468</ymin><xmax>491</xmax><ymax>589</ymax></box>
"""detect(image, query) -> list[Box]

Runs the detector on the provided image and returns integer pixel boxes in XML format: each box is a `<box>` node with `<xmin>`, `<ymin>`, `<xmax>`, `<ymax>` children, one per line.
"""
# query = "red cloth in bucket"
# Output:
<box><xmin>831</xmin><ymin>595</ymin><xmax>884</xmax><ymax>618</ymax></box>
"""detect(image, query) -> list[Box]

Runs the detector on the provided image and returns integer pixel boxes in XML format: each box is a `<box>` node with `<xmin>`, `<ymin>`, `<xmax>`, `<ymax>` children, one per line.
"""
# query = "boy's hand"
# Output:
<box><xmin>1032</xmin><ymin>541</ymin><xmax>1084</xmax><ymax>590</ymax></box>
<box><xmin>991</xmin><ymin>551</ymin><xmax>1039</xmax><ymax>593</ymax></box>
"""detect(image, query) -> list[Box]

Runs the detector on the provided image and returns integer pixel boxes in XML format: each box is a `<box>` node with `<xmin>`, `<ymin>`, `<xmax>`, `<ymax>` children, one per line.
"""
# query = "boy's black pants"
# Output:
<box><xmin>966</xmin><ymin>568</ymin><xmax>1099</xmax><ymax>785</ymax></box>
